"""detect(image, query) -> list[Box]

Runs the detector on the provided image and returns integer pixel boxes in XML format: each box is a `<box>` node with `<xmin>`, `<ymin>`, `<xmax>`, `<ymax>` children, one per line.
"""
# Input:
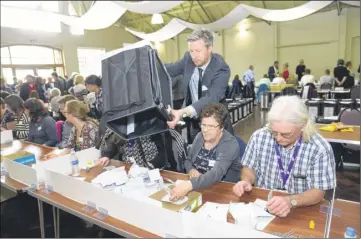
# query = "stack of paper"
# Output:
<box><xmin>229</xmin><ymin>199</ymin><xmax>275</xmax><ymax>231</ymax></box>
<box><xmin>91</xmin><ymin>166</ymin><xmax>128</xmax><ymax>188</ymax></box>
<box><xmin>128</xmin><ymin>164</ymin><xmax>149</xmax><ymax>178</ymax></box>
<box><xmin>196</xmin><ymin>202</ymin><xmax>229</xmax><ymax>222</ymax></box>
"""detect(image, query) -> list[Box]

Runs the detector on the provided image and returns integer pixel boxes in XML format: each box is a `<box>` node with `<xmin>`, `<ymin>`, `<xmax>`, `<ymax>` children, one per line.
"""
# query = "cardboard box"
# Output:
<box><xmin>149</xmin><ymin>187</ymin><xmax>202</xmax><ymax>212</ymax></box>
<box><xmin>0</xmin><ymin>151</ymin><xmax>36</xmax><ymax>165</ymax></box>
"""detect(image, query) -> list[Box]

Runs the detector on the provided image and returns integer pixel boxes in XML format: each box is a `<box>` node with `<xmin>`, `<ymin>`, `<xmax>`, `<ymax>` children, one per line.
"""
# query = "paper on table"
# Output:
<box><xmin>91</xmin><ymin>169</ymin><xmax>128</xmax><ymax>187</ymax></box>
<box><xmin>196</xmin><ymin>202</ymin><xmax>229</xmax><ymax>222</ymax></box>
<box><xmin>128</xmin><ymin>164</ymin><xmax>149</xmax><ymax>178</ymax></box>
<box><xmin>161</xmin><ymin>194</ymin><xmax>188</xmax><ymax>205</ymax></box>
<box><xmin>148</xmin><ymin>168</ymin><xmax>161</xmax><ymax>182</ymax></box>
<box><xmin>229</xmin><ymin>200</ymin><xmax>275</xmax><ymax>231</ymax></box>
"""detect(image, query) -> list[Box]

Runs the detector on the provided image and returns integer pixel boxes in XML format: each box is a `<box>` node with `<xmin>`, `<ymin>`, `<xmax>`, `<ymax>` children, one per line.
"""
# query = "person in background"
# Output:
<box><xmin>243</xmin><ymin>65</ymin><xmax>256</xmax><ymax>102</ymax></box>
<box><xmin>11</xmin><ymin>77</ymin><xmax>18</xmax><ymax>92</ymax></box>
<box><xmin>172</xmin><ymin>74</ymin><xmax>185</xmax><ymax>110</ymax></box>
<box><xmin>52</xmin><ymin>72</ymin><xmax>65</xmax><ymax>95</ymax></box>
<box><xmin>0</xmin><ymin>77</ymin><xmax>12</xmax><ymax>93</ymax></box>
<box><xmin>287</xmin><ymin>74</ymin><xmax>297</xmax><ymax>86</ymax></box>
<box><xmin>282</xmin><ymin>63</ymin><xmax>290</xmax><ymax>81</ymax></box>
<box><xmin>232</xmin><ymin>75</ymin><xmax>242</xmax><ymax>89</ymax></box>
<box><xmin>50</xmin><ymin>88</ymin><xmax>62</xmax><ymax>118</ymax></box>
<box><xmin>300</xmin><ymin>69</ymin><xmax>315</xmax><ymax>87</ymax></box>
<box><xmin>56</xmin><ymin>95</ymin><xmax>76</xmax><ymax>149</ymax></box>
<box><xmin>319</xmin><ymin>69</ymin><xmax>333</xmax><ymax>86</ymax></box>
<box><xmin>268</xmin><ymin>61</ymin><xmax>279</xmax><ymax>82</ymax></box>
<box><xmin>272</xmin><ymin>76</ymin><xmax>286</xmax><ymax>85</ymax></box>
<box><xmin>0</xmin><ymin>91</ymin><xmax>10</xmax><ymax>101</ymax></box>
<box><xmin>45</xmin><ymin>77</ymin><xmax>54</xmax><ymax>91</ymax></box>
<box><xmin>85</xmin><ymin>75</ymin><xmax>103</xmax><ymax>119</ymax></box>
<box><xmin>169</xmin><ymin>104</ymin><xmax>241</xmax><ymax>201</ymax></box>
<box><xmin>4</xmin><ymin>95</ymin><xmax>30</xmax><ymax>140</ymax></box>
<box><xmin>44</xmin><ymin>100</ymin><xmax>99</xmax><ymax>159</ymax></box>
<box><xmin>233</xmin><ymin>96</ymin><xmax>336</xmax><ymax>217</ymax></box>
<box><xmin>343</xmin><ymin>61</ymin><xmax>355</xmax><ymax>89</ymax></box>
<box><xmin>295</xmin><ymin>59</ymin><xmax>306</xmax><ymax>82</ymax></box>
<box><xmin>35</xmin><ymin>76</ymin><xmax>46</xmax><ymax>102</ymax></box>
<box><xmin>333</xmin><ymin>59</ymin><xmax>349</xmax><ymax>87</ymax></box>
<box><xmin>258</xmin><ymin>74</ymin><xmax>271</xmax><ymax>87</ymax></box>
<box><xmin>70</xmin><ymin>75</ymin><xmax>88</xmax><ymax>102</ymax></box>
<box><xmin>66</xmin><ymin>72</ymin><xmax>78</xmax><ymax>94</ymax></box>
<box><xmin>164</xmin><ymin>29</ymin><xmax>233</xmax><ymax>144</ymax></box>
<box><xmin>24</xmin><ymin>98</ymin><xmax>58</xmax><ymax>147</ymax></box>
<box><xmin>0</xmin><ymin>97</ymin><xmax>15</xmax><ymax>131</ymax></box>
<box><xmin>20</xmin><ymin>75</ymin><xmax>36</xmax><ymax>101</ymax></box>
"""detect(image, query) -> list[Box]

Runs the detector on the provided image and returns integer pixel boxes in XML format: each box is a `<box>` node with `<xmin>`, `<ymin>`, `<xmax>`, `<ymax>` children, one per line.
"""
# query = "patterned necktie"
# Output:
<box><xmin>198</xmin><ymin>68</ymin><xmax>203</xmax><ymax>100</ymax></box>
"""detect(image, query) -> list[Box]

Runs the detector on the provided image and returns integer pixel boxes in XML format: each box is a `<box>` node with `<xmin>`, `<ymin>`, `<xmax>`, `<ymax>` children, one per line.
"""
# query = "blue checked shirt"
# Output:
<box><xmin>242</xmin><ymin>127</ymin><xmax>336</xmax><ymax>194</ymax></box>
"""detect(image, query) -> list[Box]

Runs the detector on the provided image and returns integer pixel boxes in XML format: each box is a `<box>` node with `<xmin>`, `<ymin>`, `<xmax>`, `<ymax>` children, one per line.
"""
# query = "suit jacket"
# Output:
<box><xmin>165</xmin><ymin>52</ymin><xmax>230</xmax><ymax>115</ymax></box>
<box><xmin>268</xmin><ymin>66</ymin><xmax>277</xmax><ymax>81</ymax></box>
<box><xmin>54</xmin><ymin>78</ymin><xmax>65</xmax><ymax>94</ymax></box>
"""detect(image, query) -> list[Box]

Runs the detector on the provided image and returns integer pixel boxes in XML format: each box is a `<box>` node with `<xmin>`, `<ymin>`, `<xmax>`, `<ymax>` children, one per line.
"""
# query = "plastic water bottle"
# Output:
<box><xmin>344</xmin><ymin>227</ymin><xmax>357</xmax><ymax>238</ymax></box>
<box><xmin>70</xmin><ymin>153</ymin><xmax>80</xmax><ymax>176</ymax></box>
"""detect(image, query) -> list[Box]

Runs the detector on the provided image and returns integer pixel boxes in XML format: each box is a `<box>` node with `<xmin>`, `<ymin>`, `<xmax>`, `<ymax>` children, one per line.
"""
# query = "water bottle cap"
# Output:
<box><xmin>346</xmin><ymin>227</ymin><xmax>356</xmax><ymax>236</ymax></box>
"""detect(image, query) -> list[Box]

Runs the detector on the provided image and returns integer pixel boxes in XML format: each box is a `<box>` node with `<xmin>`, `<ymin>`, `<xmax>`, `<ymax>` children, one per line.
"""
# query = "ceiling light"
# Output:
<box><xmin>151</xmin><ymin>14</ymin><xmax>163</xmax><ymax>25</ymax></box>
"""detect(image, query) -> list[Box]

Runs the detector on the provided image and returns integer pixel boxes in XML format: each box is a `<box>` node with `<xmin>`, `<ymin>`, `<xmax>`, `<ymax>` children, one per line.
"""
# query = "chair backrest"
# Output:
<box><xmin>339</xmin><ymin>108</ymin><xmax>361</xmax><ymax>126</ymax></box>
<box><xmin>350</xmin><ymin>85</ymin><xmax>360</xmax><ymax>100</ymax></box>
<box><xmin>301</xmin><ymin>84</ymin><xmax>317</xmax><ymax>99</ymax></box>
<box><xmin>320</xmin><ymin>82</ymin><xmax>332</xmax><ymax>90</ymax></box>
<box><xmin>281</xmin><ymin>87</ymin><xmax>298</xmax><ymax>96</ymax></box>
<box><xmin>235</xmin><ymin>136</ymin><xmax>247</xmax><ymax>163</ymax></box>
<box><xmin>55</xmin><ymin>121</ymin><xmax>65</xmax><ymax>141</ymax></box>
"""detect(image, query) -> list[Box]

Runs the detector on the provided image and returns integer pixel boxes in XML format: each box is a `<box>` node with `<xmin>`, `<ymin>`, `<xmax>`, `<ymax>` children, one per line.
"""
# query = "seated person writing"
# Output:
<box><xmin>233</xmin><ymin>95</ymin><xmax>336</xmax><ymax>217</ymax></box>
<box><xmin>169</xmin><ymin>103</ymin><xmax>241</xmax><ymax>202</ymax></box>
<box><xmin>44</xmin><ymin>100</ymin><xmax>99</xmax><ymax>159</ymax></box>
<box><xmin>95</xmin><ymin>128</ymin><xmax>185</xmax><ymax>172</ymax></box>
<box><xmin>25</xmin><ymin>98</ymin><xmax>58</xmax><ymax>147</ymax></box>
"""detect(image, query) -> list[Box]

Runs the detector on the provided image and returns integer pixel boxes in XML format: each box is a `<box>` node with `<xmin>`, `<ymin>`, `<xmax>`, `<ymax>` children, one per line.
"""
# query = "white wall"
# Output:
<box><xmin>1</xmin><ymin>24</ymin><xmax>137</xmax><ymax>75</ymax></box>
<box><xmin>159</xmin><ymin>8</ymin><xmax>360</xmax><ymax>82</ymax></box>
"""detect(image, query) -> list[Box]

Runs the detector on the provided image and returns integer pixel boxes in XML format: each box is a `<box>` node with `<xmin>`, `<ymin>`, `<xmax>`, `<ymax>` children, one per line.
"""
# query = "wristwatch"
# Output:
<box><xmin>289</xmin><ymin>196</ymin><xmax>297</xmax><ymax>208</ymax></box>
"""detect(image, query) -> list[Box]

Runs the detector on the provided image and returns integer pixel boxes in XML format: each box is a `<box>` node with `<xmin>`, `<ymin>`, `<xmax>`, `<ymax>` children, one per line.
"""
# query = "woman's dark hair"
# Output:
<box><xmin>263</xmin><ymin>74</ymin><xmax>268</xmax><ymax>78</ymax></box>
<box><xmin>85</xmin><ymin>75</ymin><xmax>102</xmax><ymax>87</ymax></box>
<box><xmin>305</xmin><ymin>69</ymin><xmax>311</xmax><ymax>74</ymax></box>
<box><xmin>51</xmin><ymin>72</ymin><xmax>58</xmax><ymax>78</ymax></box>
<box><xmin>24</xmin><ymin>98</ymin><xmax>46</xmax><ymax>121</ymax></box>
<box><xmin>4</xmin><ymin>95</ymin><xmax>24</xmax><ymax>112</ymax></box>
<box><xmin>29</xmin><ymin>90</ymin><xmax>40</xmax><ymax>99</ymax></box>
<box><xmin>0</xmin><ymin>90</ymin><xmax>10</xmax><ymax>100</ymax></box>
<box><xmin>200</xmin><ymin>103</ymin><xmax>228</xmax><ymax>128</ymax></box>
<box><xmin>325</xmin><ymin>69</ymin><xmax>330</xmax><ymax>74</ymax></box>
<box><xmin>346</xmin><ymin>61</ymin><xmax>352</xmax><ymax>68</ymax></box>
<box><xmin>281</xmin><ymin>87</ymin><xmax>299</xmax><ymax>96</ymax></box>
<box><xmin>35</xmin><ymin>76</ymin><xmax>43</xmax><ymax>85</ymax></box>
<box><xmin>234</xmin><ymin>75</ymin><xmax>239</xmax><ymax>81</ymax></box>
<box><xmin>337</xmin><ymin>59</ymin><xmax>345</xmax><ymax>66</ymax></box>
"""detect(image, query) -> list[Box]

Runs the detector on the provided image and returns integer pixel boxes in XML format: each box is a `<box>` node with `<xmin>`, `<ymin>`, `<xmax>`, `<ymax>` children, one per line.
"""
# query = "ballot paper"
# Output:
<box><xmin>91</xmin><ymin>167</ymin><xmax>128</xmax><ymax>188</ymax></box>
<box><xmin>161</xmin><ymin>194</ymin><xmax>188</xmax><ymax>205</ymax></box>
<box><xmin>128</xmin><ymin>164</ymin><xmax>149</xmax><ymax>178</ymax></box>
<box><xmin>229</xmin><ymin>199</ymin><xmax>275</xmax><ymax>231</ymax></box>
<box><xmin>196</xmin><ymin>202</ymin><xmax>229</xmax><ymax>223</ymax></box>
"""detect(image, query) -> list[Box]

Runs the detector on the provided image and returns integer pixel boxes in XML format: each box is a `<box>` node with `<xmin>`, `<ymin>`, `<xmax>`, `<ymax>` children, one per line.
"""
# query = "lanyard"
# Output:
<box><xmin>273</xmin><ymin>136</ymin><xmax>303</xmax><ymax>188</ymax></box>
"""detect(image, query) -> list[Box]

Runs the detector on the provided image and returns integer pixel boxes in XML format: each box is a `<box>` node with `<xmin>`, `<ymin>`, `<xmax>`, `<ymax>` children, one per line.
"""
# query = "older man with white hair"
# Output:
<box><xmin>233</xmin><ymin>95</ymin><xmax>336</xmax><ymax>217</ymax></box>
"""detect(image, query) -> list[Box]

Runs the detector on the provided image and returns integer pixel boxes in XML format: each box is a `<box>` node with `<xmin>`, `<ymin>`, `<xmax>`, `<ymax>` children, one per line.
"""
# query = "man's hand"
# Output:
<box><xmin>266</xmin><ymin>196</ymin><xmax>292</xmax><ymax>217</ymax></box>
<box><xmin>232</xmin><ymin>181</ymin><xmax>252</xmax><ymax>197</ymax></box>
<box><xmin>95</xmin><ymin>157</ymin><xmax>110</xmax><ymax>167</ymax></box>
<box><xmin>188</xmin><ymin>169</ymin><xmax>201</xmax><ymax>179</ymax></box>
<box><xmin>167</xmin><ymin>108</ymin><xmax>183</xmax><ymax>129</ymax></box>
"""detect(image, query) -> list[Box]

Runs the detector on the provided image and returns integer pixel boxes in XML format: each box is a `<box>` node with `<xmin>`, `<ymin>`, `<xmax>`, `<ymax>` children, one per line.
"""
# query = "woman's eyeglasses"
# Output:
<box><xmin>268</xmin><ymin>129</ymin><xmax>295</xmax><ymax>139</ymax></box>
<box><xmin>200</xmin><ymin>123</ymin><xmax>220</xmax><ymax>130</ymax></box>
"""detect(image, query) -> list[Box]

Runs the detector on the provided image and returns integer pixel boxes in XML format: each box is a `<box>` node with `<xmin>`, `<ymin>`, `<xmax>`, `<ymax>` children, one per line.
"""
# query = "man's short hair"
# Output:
<box><xmin>186</xmin><ymin>29</ymin><xmax>214</xmax><ymax>48</ymax></box>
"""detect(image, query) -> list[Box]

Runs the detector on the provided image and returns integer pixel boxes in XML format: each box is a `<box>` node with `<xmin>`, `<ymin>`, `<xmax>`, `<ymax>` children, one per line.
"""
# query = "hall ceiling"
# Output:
<box><xmin>69</xmin><ymin>1</ymin><xmax>355</xmax><ymax>33</ymax></box>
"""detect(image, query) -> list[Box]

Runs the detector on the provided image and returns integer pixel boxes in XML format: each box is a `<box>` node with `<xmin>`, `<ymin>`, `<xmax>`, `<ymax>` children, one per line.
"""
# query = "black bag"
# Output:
<box><xmin>101</xmin><ymin>45</ymin><xmax>173</xmax><ymax>140</ymax></box>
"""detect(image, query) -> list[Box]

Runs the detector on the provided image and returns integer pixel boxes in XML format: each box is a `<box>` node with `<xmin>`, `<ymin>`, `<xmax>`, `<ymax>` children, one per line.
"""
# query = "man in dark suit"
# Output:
<box><xmin>268</xmin><ymin>61</ymin><xmax>279</xmax><ymax>82</ymax></box>
<box><xmin>165</xmin><ymin>29</ymin><xmax>233</xmax><ymax>143</ymax></box>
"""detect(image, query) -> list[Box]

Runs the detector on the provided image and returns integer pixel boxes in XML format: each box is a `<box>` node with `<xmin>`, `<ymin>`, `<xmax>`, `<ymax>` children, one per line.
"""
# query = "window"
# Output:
<box><xmin>1</xmin><ymin>1</ymin><xmax>61</xmax><ymax>33</ymax></box>
<box><xmin>77</xmin><ymin>48</ymin><xmax>106</xmax><ymax>77</ymax></box>
<box><xmin>1</xmin><ymin>45</ymin><xmax>65</xmax><ymax>83</ymax></box>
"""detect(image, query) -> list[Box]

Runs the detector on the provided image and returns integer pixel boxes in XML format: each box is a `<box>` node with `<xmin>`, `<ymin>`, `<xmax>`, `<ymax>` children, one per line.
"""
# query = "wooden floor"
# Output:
<box><xmin>234</xmin><ymin>105</ymin><xmax>360</xmax><ymax>202</ymax></box>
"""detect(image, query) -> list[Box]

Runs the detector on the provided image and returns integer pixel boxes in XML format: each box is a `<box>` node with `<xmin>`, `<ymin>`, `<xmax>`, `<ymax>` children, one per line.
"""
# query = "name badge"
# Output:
<box><xmin>208</xmin><ymin>160</ymin><xmax>216</xmax><ymax>167</ymax></box>
<box><xmin>37</xmin><ymin>126</ymin><xmax>42</xmax><ymax>131</ymax></box>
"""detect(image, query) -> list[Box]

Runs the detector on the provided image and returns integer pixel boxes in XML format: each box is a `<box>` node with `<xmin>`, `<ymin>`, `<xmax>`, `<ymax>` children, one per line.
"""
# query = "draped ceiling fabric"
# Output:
<box><xmin>114</xmin><ymin>1</ymin><xmax>184</xmax><ymax>14</ymax></box>
<box><xmin>340</xmin><ymin>1</ymin><xmax>361</xmax><ymax>7</ymax></box>
<box><xmin>125</xmin><ymin>1</ymin><xmax>340</xmax><ymax>42</ymax></box>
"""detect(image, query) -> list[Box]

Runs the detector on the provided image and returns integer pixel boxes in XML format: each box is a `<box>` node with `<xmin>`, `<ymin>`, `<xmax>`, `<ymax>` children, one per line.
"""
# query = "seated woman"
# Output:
<box><xmin>4</xmin><ymin>95</ymin><xmax>30</xmax><ymax>140</ymax></box>
<box><xmin>95</xmin><ymin>127</ymin><xmax>185</xmax><ymax>171</ymax></box>
<box><xmin>169</xmin><ymin>103</ymin><xmax>241</xmax><ymax>202</ymax></box>
<box><xmin>0</xmin><ymin>97</ymin><xmax>15</xmax><ymax>131</ymax></box>
<box><xmin>49</xmin><ymin>88</ymin><xmax>62</xmax><ymax>119</ymax></box>
<box><xmin>25</xmin><ymin>98</ymin><xmax>58</xmax><ymax>147</ymax></box>
<box><xmin>44</xmin><ymin>100</ymin><xmax>99</xmax><ymax>159</ymax></box>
